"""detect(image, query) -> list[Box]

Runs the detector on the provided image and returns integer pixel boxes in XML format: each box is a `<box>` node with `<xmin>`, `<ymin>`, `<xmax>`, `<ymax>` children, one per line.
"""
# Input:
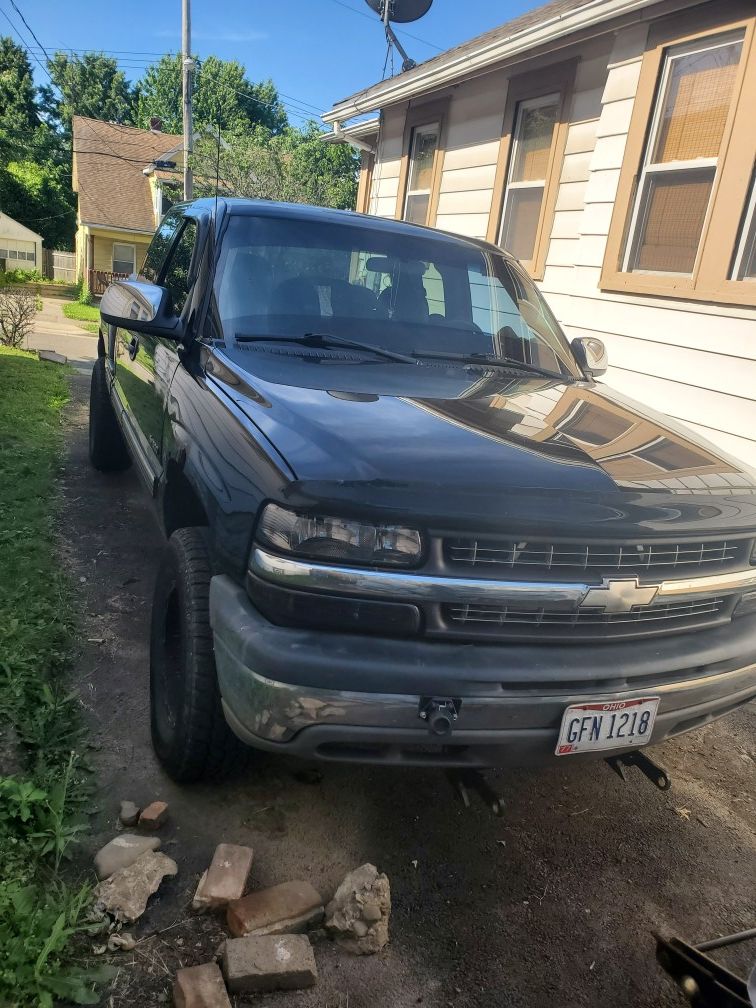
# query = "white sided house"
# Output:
<box><xmin>325</xmin><ymin>0</ymin><xmax>756</xmax><ymax>470</ymax></box>
<box><xmin>0</xmin><ymin>212</ymin><xmax>42</xmax><ymax>271</ymax></box>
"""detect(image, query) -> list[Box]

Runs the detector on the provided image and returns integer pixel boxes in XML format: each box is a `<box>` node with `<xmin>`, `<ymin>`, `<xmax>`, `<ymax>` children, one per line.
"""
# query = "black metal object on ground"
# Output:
<box><xmin>655</xmin><ymin>929</ymin><xmax>756</xmax><ymax>1007</ymax></box>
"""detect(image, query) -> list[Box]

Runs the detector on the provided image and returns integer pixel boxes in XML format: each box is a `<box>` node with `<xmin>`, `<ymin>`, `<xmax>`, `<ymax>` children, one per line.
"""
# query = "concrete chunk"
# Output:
<box><xmin>222</xmin><ymin>935</ymin><xmax>317</xmax><ymax>993</ymax></box>
<box><xmin>94</xmin><ymin>833</ymin><xmax>160</xmax><ymax>880</ymax></box>
<box><xmin>193</xmin><ymin>843</ymin><xmax>254</xmax><ymax>912</ymax></box>
<box><xmin>174</xmin><ymin>963</ymin><xmax>231</xmax><ymax>1008</ymax></box>
<box><xmin>226</xmin><ymin>880</ymin><xmax>323</xmax><ymax>937</ymax></box>
<box><xmin>94</xmin><ymin>851</ymin><xmax>177</xmax><ymax>922</ymax></box>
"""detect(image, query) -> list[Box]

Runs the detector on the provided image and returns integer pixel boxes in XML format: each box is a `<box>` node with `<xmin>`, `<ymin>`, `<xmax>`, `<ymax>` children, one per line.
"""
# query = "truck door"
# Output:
<box><xmin>111</xmin><ymin>212</ymin><xmax>198</xmax><ymax>493</ymax></box>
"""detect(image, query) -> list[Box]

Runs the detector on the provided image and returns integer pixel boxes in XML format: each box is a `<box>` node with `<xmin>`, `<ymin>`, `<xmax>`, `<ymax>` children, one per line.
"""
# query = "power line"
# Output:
<box><xmin>0</xmin><ymin>6</ymin><xmax>46</xmax><ymax>75</ymax></box>
<box><xmin>8</xmin><ymin>0</ymin><xmax>51</xmax><ymax>61</ymax></box>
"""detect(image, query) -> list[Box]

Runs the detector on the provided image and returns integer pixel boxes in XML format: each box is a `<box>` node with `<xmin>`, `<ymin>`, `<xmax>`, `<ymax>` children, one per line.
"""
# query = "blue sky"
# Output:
<box><xmin>9</xmin><ymin>0</ymin><xmax>536</xmax><ymax>122</ymax></box>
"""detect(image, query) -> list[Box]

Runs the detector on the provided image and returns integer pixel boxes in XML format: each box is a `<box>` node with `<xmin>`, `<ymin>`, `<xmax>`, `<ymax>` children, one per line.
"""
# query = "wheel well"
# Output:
<box><xmin>162</xmin><ymin>461</ymin><xmax>209</xmax><ymax>536</ymax></box>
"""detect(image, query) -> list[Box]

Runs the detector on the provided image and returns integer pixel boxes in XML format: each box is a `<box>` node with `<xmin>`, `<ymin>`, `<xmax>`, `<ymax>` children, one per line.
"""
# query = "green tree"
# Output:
<box><xmin>191</xmin><ymin>122</ymin><xmax>359</xmax><ymax>210</ymax></box>
<box><xmin>136</xmin><ymin>54</ymin><xmax>287</xmax><ymax>136</ymax></box>
<box><xmin>0</xmin><ymin>161</ymin><xmax>76</xmax><ymax>249</ymax></box>
<box><xmin>0</xmin><ymin>37</ymin><xmax>38</xmax><ymax>160</ymax></box>
<box><xmin>40</xmin><ymin>52</ymin><xmax>136</xmax><ymax>133</ymax></box>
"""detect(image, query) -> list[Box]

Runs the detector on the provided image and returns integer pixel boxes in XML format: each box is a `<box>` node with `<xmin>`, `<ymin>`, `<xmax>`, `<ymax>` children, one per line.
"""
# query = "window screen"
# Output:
<box><xmin>499</xmin><ymin>95</ymin><xmax>559</xmax><ymax>263</ymax></box>
<box><xmin>624</xmin><ymin>34</ymin><xmax>743</xmax><ymax>276</ymax></box>
<box><xmin>403</xmin><ymin>124</ymin><xmax>439</xmax><ymax>225</ymax></box>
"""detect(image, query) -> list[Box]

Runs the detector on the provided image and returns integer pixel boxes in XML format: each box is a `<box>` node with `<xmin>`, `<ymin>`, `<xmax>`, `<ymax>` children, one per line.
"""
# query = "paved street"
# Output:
<box><xmin>27</xmin><ymin>295</ymin><xmax>98</xmax><ymax>371</ymax></box>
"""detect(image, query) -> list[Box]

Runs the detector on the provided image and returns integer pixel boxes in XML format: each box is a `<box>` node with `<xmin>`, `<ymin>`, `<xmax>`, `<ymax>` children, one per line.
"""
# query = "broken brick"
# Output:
<box><xmin>138</xmin><ymin>801</ymin><xmax>168</xmax><ymax>829</ymax></box>
<box><xmin>222</xmin><ymin>935</ymin><xmax>317</xmax><ymax>993</ymax></box>
<box><xmin>226</xmin><ymin>880</ymin><xmax>323</xmax><ymax>938</ymax></box>
<box><xmin>173</xmin><ymin>962</ymin><xmax>231</xmax><ymax>1008</ymax></box>
<box><xmin>192</xmin><ymin>843</ymin><xmax>254</xmax><ymax>911</ymax></box>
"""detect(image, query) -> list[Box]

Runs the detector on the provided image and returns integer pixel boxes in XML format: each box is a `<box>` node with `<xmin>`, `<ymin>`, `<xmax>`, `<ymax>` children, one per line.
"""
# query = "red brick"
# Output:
<box><xmin>192</xmin><ymin>844</ymin><xmax>254</xmax><ymax>911</ymax></box>
<box><xmin>138</xmin><ymin>801</ymin><xmax>168</xmax><ymax>829</ymax></box>
<box><xmin>226</xmin><ymin>880</ymin><xmax>323</xmax><ymax>937</ymax></box>
<box><xmin>173</xmin><ymin>963</ymin><xmax>231</xmax><ymax>1008</ymax></box>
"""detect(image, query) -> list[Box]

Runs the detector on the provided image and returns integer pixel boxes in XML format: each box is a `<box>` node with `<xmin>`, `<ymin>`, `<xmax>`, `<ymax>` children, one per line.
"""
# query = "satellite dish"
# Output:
<box><xmin>365</xmin><ymin>0</ymin><xmax>433</xmax><ymax>24</ymax></box>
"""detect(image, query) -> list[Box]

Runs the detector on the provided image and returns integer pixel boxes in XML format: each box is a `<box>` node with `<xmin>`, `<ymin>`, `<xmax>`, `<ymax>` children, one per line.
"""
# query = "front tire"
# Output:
<box><xmin>89</xmin><ymin>357</ymin><xmax>130</xmax><ymax>471</ymax></box>
<box><xmin>150</xmin><ymin>527</ymin><xmax>247</xmax><ymax>782</ymax></box>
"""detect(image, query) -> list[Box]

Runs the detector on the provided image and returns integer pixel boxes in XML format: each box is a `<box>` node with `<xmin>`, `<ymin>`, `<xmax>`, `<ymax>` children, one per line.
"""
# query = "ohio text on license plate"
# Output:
<box><xmin>555</xmin><ymin>697</ymin><xmax>660</xmax><ymax>756</ymax></box>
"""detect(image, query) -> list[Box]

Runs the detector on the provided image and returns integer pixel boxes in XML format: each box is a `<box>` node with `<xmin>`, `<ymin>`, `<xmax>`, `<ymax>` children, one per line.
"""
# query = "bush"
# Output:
<box><xmin>0</xmin><ymin>288</ymin><xmax>39</xmax><ymax>347</ymax></box>
<box><xmin>74</xmin><ymin>277</ymin><xmax>93</xmax><ymax>306</ymax></box>
<box><xmin>0</xmin><ymin>268</ymin><xmax>43</xmax><ymax>286</ymax></box>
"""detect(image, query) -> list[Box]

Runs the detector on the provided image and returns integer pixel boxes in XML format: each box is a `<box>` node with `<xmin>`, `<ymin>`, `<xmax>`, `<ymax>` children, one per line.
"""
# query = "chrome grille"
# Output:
<box><xmin>445</xmin><ymin>537</ymin><xmax>746</xmax><ymax>576</ymax></box>
<box><xmin>442</xmin><ymin>596</ymin><xmax>729</xmax><ymax>640</ymax></box>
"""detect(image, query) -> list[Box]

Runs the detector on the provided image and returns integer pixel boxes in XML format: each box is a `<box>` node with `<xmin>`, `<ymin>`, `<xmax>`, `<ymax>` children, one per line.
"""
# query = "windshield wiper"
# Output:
<box><xmin>235</xmin><ymin>332</ymin><xmax>417</xmax><ymax>365</ymax></box>
<box><xmin>411</xmin><ymin>349</ymin><xmax>569</xmax><ymax>382</ymax></box>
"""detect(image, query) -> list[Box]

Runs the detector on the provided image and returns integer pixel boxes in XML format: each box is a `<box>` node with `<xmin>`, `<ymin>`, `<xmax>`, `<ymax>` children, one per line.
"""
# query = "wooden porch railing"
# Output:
<box><xmin>88</xmin><ymin>269</ymin><xmax>128</xmax><ymax>297</ymax></box>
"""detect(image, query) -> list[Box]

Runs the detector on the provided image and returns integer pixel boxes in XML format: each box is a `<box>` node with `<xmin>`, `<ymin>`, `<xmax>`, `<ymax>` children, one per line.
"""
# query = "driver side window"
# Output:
<box><xmin>161</xmin><ymin>220</ymin><xmax>197</xmax><ymax>316</ymax></box>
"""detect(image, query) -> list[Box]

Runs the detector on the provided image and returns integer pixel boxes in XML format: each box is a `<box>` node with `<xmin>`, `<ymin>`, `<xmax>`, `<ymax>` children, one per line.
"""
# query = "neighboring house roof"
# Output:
<box><xmin>0</xmin><ymin>211</ymin><xmax>42</xmax><ymax>243</ymax></box>
<box><xmin>72</xmin><ymin>116</ymin><xmax>183</xmax><ymax>233</ymax></box>
<box><xmin>324</xmin><ymin>0</ymin><xmax>668</xmax><ymax>121</ymax></box>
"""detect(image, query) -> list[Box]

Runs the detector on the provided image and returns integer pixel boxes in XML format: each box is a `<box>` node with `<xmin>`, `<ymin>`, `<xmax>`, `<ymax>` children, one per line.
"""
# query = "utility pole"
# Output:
<box><xmin>181</xmin><ymin>0</ymin><xmax>194</xmax><ymax>200</ymax></box>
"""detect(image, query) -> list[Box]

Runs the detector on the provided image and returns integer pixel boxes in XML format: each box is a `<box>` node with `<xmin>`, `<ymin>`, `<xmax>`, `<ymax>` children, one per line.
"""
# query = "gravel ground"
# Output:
<box><xmin>61</xmin><ymin>372</ymin><xmax>756</xmax><ymax>1008</ymax></box>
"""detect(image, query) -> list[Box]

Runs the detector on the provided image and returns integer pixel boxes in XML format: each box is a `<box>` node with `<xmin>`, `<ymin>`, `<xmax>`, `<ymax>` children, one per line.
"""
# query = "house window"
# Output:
<box><xmin>112</xmin><ymin>242</ymin><xmax>136</xmax><ymax>276</ymax></box>
<box><xmin>487</xmin><ymin>60</ymin><xmax>575</xmax><ymax>279</ymax></box>
<box><xmin>623</xmin><ymin>34</ymin><xmax>743</xmax><ymax>276</ymax></box>
<box><xmin>602</xmin><ymin>9</ymin><xmax>756</xmax><ymax>306</ymax></box>
<box><xmin>403</xmin><ymin>123</ymin><xmax>440</xmax><ymax>224</ymax></box>
<box><xmin>499</xmin><ymin>95</ymin><xmax>560</xmax><ymax>262</ymax></box>
<box><xmin>731</xmin><ymin>167</ymin><xmax>756</xmax><ymax>280</ymax></box>
<box><xmin>397</xmin><ymin>100</ymin><xmax>448</xmax><ymax>227</ymax></box>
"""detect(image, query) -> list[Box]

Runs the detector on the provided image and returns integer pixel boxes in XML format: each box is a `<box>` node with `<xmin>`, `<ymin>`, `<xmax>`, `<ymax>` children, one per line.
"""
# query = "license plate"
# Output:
<box><xmin>555</xmin><ymin>697</ymin><xmax>659</xmax><ymax>756</ymax></box>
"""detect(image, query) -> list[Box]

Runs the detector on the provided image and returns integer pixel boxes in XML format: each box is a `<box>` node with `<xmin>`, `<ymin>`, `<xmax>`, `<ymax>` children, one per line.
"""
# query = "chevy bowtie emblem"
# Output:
<box><xmin>580</xmin><ymin>578</ymin><xmax>659</xmax><ymax>613</ymax></box>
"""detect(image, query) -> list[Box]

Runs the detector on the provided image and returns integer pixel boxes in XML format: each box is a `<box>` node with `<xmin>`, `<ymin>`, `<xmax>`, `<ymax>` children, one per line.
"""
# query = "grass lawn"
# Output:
<box><xmin>62</xmin><ymin>302</ymin><xmax>100</xmax><ymax>335</ymax></box>
<box><xmin>0</xmin><ymin>348</ymin><xmax>107</xmax><ymax>1006</ymax></box>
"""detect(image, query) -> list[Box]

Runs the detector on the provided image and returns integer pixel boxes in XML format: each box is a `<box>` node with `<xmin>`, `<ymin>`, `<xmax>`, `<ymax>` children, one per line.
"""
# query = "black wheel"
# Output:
<box><xmin>150</xmin><ymin>527</ymin><xmax>247</xmax><ymax>782</ymax></box>
<box><xmin>89</xmin><ymin>357</ymin><xmax>130</xmax><ymax>471</ymax></box>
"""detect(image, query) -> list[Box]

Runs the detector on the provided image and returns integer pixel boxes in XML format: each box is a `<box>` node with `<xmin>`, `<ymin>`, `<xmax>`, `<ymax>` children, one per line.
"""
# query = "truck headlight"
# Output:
<box><xmin>255</xmin><ymin>502</ymin><xmax>423</xmax><ymax>567</ymax></box>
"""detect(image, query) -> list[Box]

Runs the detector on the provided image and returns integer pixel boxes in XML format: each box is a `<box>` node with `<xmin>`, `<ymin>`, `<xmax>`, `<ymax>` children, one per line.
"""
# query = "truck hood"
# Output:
<box><xmin>206</xmin><ymin>345</ymin><xmax>756</xmax><ymax>536</ymax></box>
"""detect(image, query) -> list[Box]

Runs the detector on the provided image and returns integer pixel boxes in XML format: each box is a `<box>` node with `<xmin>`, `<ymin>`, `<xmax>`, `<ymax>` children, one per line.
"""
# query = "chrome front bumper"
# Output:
<box><xmin>209</xmin><ymin>575</ymin><xmax>756</xmax><ymax>767</ymax></box>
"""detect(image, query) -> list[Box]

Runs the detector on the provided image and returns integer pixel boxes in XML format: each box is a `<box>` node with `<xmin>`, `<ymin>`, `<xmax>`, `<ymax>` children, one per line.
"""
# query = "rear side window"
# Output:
<box><xmin>141</xmin><ymin>212</ymin><xmax>183</xmax><ymax>282</ymax></box>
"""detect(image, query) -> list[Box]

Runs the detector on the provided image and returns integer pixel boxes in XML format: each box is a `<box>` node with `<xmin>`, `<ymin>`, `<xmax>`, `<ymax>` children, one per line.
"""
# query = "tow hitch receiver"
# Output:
<box><xmin>446</xmin><ymin>769</ymin><xmax>505</xmax><ymax>817</ymax></box>
<box><xmin>418</xmin><ymin>696</ymin><xmax>460</xmax><ymax>737</ymax></box>
<box><xmin>606</xmin><ymin>750</ymin><xmax>671</xmax><ymax>790</ymax></box>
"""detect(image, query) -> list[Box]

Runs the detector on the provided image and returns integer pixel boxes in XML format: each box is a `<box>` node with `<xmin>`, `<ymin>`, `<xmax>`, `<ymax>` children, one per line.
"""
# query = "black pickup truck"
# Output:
<box><xmin>91</xmin><ymin>198</ymin><xmax>756</xmax><ymax>782</ymax></box>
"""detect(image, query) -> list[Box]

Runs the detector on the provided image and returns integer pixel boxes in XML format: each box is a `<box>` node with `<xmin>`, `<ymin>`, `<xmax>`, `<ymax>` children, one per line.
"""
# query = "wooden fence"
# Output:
<box><xmin>42</xmin><ymin>249</ymin><xmax>76</xmax><ymax>283</ymax></box>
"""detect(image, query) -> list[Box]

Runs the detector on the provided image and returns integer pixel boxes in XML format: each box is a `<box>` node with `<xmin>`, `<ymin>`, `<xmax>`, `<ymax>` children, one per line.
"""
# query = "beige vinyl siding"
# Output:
<box><xmin>367</xmin><ymin>105</ymin><xmax>406</xmax><ymax>217</ymax></box>
<box><xmin>92</xmin><ymin>234</ymin><xmax>151</xmax><ymax>273</ymax></box>
<box><xmin>538</xmin><ymin>18</ymin><xmax>756</xmax><ymax>469</ymax></box>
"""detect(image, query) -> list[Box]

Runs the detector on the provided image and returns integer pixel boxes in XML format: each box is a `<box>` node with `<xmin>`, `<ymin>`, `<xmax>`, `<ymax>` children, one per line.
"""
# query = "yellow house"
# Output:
<box><xmin>72</xmin><ymin>116</ymin><xmax>184</xmax><ymax>294</ymax></box>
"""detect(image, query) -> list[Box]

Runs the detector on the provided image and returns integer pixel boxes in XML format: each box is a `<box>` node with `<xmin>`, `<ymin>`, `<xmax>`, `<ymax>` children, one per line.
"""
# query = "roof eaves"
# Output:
<box><xmin>323</xmin><ymin>0</ymin><xmax>659</xmax><ymax>122</ymax></box>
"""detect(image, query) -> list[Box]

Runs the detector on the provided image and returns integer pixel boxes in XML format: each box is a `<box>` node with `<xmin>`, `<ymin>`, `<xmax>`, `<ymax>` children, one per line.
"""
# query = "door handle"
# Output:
<box><xmin>127</xmin><ymin>336</ymin><xmax>139</xmax><ymax>361</ymax></box>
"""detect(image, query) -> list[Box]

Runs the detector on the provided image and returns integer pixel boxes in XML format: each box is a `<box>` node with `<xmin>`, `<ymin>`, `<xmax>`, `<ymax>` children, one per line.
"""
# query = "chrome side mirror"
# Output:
<box><xmin>100</xmin><ymin>279</ymin><xmax>183</xmax><ymax>341</ymax></box>
<box><xmin>571</xmin><ymin>336</ymin><xmax>608</xmax><ymax>378</ymax></box>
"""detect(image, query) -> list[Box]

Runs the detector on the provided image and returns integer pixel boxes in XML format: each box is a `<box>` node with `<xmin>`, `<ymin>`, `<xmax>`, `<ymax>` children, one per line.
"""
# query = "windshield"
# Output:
<box><xmin>212</xmin><ymin>213</ymin><xmax>581</xmax><ymax>379</ymax></box>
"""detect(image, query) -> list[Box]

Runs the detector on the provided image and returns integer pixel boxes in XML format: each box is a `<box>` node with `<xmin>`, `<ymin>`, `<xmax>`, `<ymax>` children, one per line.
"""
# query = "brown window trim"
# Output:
<box><xmin>395</xmin><ymin>97</ymin><xmax>450</xmax><ymax>226</ymax></box>
<box><xmin>601</xmin><ymin>4</ymin><xmax>756</xmax><ymax>307</ymax></box>
<box><xmin>356</xmin><ymin>150</ymin><xmax>375</xmax><ymax>214</ymax></box>
<box><xmin>486</xmin><ymin>59</ymin><xmax>576</xmax><ymax>281</ymax></box>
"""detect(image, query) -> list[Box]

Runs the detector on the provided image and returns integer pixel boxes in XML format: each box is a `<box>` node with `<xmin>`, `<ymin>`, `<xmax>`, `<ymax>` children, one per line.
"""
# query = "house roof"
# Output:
<box><xmin>0</xmin><ymin>211</ymin><xmax>42</xmax><ymax>243</ymax></box>
<box><xmin>72</xmin><ymin>116</ymin><xmax>183</xmax><ymax>233</ymax></box>
<box><xmin>324</xmin><ymin>0</ymin><xmax>664</xmax><ymax>121</ymax></box>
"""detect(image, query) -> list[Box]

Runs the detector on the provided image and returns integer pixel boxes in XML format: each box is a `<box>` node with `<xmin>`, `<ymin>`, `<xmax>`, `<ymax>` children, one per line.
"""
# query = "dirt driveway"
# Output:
<box><xmin>61</xmin><ymin>372</ymin><xmax>755</xmax><ymax>1008</ymax></box>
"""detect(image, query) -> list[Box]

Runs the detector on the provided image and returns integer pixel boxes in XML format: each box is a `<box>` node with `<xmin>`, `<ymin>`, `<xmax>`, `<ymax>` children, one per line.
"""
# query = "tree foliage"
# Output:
<box><xmin>136</xmin><ymin>54</ymin><xmax>287</xmax><ymax>136</ymax></box>
<box><xmin>40</xmin><ymin>53</ymin><xmax>136</xmax><ymax>133</ymax></box>
<box><xmin>0</xmin><ymin>160</ymin><xmax>76</xmax><ymax>250</ymax></box>
<box><xmin>192</xmin><ymin>122</ymin><xmax>359</xmax><ymax>209</ymax></box>
<box><xmin>0</xmin><ymin>37</ymin><xmax>38</xmax><ymax>159</ymax></box>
